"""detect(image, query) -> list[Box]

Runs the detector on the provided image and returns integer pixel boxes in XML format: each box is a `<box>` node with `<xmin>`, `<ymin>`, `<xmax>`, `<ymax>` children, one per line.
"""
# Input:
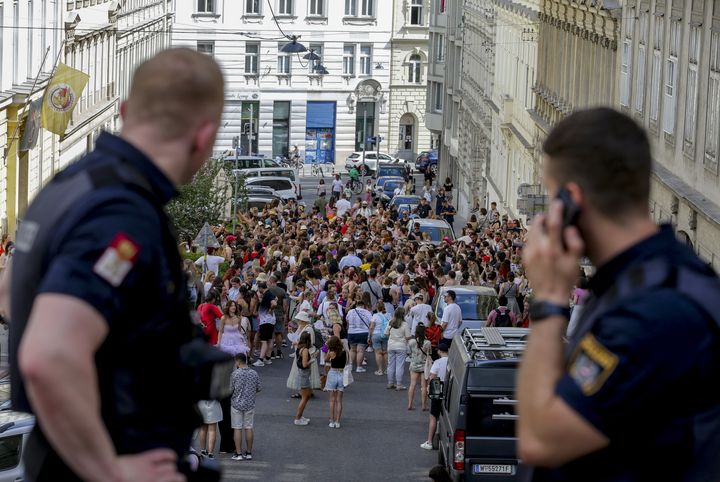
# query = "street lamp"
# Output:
<box><xmin>281</xmin><ymin>35</ymin><xmax>307</xmax><ymax>53</ymax></box>
<box><xmin>231</xmin><ymin>168</ymin><xmax>244</xmax><ymax>235</ymax></box>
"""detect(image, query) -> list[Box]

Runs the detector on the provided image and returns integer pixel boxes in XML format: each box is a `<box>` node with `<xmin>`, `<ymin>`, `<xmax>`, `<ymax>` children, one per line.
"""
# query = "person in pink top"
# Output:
<box><xmin>486</xmin><ymin>296</ymin><xmax>518</xmax><ymax>328</ymax></box>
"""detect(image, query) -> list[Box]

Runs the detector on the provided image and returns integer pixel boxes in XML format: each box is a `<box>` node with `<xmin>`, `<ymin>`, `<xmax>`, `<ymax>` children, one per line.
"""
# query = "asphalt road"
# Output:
<box><xmin>217</xmin><ymin>348</ymin><xmax>437</xmax><ymax>481</ymax></box>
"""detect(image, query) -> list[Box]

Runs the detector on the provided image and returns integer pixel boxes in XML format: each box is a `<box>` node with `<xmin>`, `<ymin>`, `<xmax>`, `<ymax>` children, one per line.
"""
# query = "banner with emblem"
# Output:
<box><xmin>40</xmin><ymin>63</ymin><xmax>90</xmax><ymax>136</ymax></box>
<box><xmin>19</xmin><ymin>99</ymin><xmax>42</xmax><ymax>151</ymax></box>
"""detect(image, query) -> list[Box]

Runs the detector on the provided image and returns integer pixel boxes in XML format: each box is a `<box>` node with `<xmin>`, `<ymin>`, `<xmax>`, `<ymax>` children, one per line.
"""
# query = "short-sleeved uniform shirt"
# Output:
<box><xmin>533</xmin><ymin>226</ymin><xmax>720</xmax><ymax>482</ymax></box>
<box><xmin>23</xmin><ymin>132</ymin><xmax>200</xmax><ymax>478</ymax></box>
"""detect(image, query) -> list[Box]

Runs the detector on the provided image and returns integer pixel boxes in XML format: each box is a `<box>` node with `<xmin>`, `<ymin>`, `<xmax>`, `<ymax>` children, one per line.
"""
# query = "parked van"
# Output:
<box><xmin>240</xmin><ymin>168</ymin><xmax>302</xmax><ymax>199</ymax></box>
<box><xmin>220</xmin><ymin>155</ymin><xmax>281</xmax><ymax>170</ymax></box>
<box><xmin>244</xmin><ymin>177</ymin><xmax>296</xmax><ymax>201</ymax></box>
<box><xmin>431</xmin><ymin>327</ymin><xmax>531</xmax><ymax>481</ymax></box>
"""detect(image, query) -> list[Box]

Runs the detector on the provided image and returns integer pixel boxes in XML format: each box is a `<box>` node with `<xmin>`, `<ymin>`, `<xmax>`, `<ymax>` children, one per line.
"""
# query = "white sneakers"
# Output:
<box><xmin>294</xmin><ymin>417</ymin><xmax>310</xmax><ymax>426</ymax></box>
<box><xmin>252</xmin><ymin>360</ymin><xmax>265</xmax><ymax>367</ymax></box>
<box><xmin>420</xmin><ymin>441</ymin><xmax>433</xmax><ymax>450</ymax></box>
<box><xmin>373</xmin><ymin>369</ymin><xmax>384</xmax><ymax>376</ymax></box>
<box><xmin>328</xmin><ymin>421</ymin><xmax>341</xmax><ymax>428</ymax></box>
<box><xmin>356</xmin><ymin>367</ymin><xmax>367</xmax><ymax>373</ymax></box>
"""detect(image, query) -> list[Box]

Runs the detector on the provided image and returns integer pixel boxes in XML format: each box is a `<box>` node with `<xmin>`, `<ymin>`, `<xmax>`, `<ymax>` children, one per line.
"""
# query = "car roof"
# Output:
<box><xmin>245</xmin><ymin>176</ymin><xmax>293</xmax><ymax>183</ymax></box>
<box><xmin>392</xmin><ymin>195</ymin><xmax>421</xmax><ymax>202</ymax></box>
<box><xmin>437</xmin><ymin>285</ymin><xmax>498</xmax><ymax>296</ymax></box>
<box><xmin>409</xmin><ymin>218</ymin><xmax>453</xmax><ymax>227</ymax></box>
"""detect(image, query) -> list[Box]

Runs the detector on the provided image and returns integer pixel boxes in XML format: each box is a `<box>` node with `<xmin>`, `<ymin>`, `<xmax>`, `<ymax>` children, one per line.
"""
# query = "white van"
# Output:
<box><xmin>241</xmin><ymin>168</ymin><xmax>302</xmax><ymax>199</ymax></box>
<box><xmin>244</xmin><ymin>177</ymin><xmax>297</xmax><ymax>201</ymax></box>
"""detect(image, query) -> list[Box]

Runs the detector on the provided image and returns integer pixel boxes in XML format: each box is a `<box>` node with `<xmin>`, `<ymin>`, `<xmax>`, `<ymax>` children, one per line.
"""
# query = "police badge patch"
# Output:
<box><xmin>93</xmin><ymin>233</ymin><xmax>140</xmax><ymax>287</ymax></box>
<box><xmin>569</xmin><ymin>333</ymin><xmax>619</xmax><ymax>396</ymax></box>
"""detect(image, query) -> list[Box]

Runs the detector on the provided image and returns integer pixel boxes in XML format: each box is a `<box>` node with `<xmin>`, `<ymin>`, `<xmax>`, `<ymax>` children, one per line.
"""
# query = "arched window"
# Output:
<box><xmin>408</xmin><ymin>54</ymin><xmax>422</xmax><ymax>84</ymax></box>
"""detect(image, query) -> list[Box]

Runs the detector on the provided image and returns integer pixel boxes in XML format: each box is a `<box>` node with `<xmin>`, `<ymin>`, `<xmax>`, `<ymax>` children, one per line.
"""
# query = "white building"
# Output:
<box><xmin>388</xmin><ymin>0</ymin><xmax>431</xmax><ymax>161</ymax></box>
<box><xmin>173</xmin><ymin>0</ymin><xmax>393</xmax><ymax>165</ymax></box>
<box><xmin>425</xmin><ymin>0</ymin><xmax>446</xmax><ymax>151</ymax></box>
<box><xmin>618</xmin><ymin>0</ymin><xmax>720</xmax><ymax>268</ymax></box>
<box><xmin>0</xmin><ymin>0</ymin><xmax>171</xmax><ymax>238</ymax></box>
<box><xmin>488</xmin><ymin>0</ymin><xmax>539</xmax><ymax>218</ymax></box>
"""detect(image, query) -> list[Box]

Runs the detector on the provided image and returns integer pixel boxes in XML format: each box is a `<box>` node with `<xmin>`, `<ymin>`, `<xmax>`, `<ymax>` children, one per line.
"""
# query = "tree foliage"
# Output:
<box><xmin>166</xmin><ymin>161</ymin><xmax>230</xmax><ymax>243</ymax></box>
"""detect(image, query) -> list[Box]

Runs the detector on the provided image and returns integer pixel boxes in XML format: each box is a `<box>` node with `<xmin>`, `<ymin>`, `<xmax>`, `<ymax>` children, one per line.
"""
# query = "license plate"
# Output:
<box><xmin>473</xmin><ymin>464</ymin><xmax>515</xmax><ymax>475</ymax></box>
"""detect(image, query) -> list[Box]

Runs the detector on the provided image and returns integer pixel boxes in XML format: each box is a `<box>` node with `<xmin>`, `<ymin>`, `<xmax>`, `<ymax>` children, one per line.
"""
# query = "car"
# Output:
<box><xmin>376</xmin><ymin>163</ymin><xmax>410</xmax><ymax>179</ymax></box>
<box><xmin>243</xmin><ymin>195</ymin><xmax>281</xmax><ymax>211</ymax></box>
<box><xmin>344</xmin><ymin>152</ymin><xmax>409</xmax><ymax>176</ymax></box>
<box><xmin>415</xmin><ymin>149</ymin><xmax>438</xmax><ymax>174</ymax></box>
<box><xmin>389</xmin><ymin>195</ymin><xmax>422</xmax><ymax>211</ymax></box>
<box><xmin>244</xmin><ymin>176</ymin><xmax>297</xmax><ymax>201</ymax></box>
<box><xmin>0</xmin><ymin>377</ymin><xmax>35</xmax><ymax>482</ymax></box>
<box><xmin>431</xmin><ymin>327</ymin><xmax>531</xmax><ymax>481</ymax></box>
<box><xmin>218</xmin><ymin>155</ymin><xmax>281</xmax><ymax>170</ymax></box>
<box><xmin>433</xmin><ymin>285</ymin><xmax>499</xmax><ymax>331</ymax></box>
<box><xmin>239</xmin><ymin>167</ymin><xmax>302</xmax><ymax>200</ymax></box>
<box><xmin>374</xmin><ymin>176</ymin><xmax>406</xmax><ymax>204</ymax></box>
<box><xmin>406</xmin><ymin>218</ymin><xmax>456</xmax><ymax>246</ymax></box>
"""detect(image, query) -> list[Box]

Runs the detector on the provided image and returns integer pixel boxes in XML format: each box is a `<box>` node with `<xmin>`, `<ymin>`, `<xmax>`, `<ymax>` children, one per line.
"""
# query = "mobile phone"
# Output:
<box><xmin>555</xmin><ymin>186</ymin><xmax>580</xmax><ymax>230</ymax></box>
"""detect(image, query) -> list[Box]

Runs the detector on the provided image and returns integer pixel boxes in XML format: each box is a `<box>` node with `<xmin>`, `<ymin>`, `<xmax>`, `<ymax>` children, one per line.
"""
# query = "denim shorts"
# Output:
<box><xmin>347</xmin><ymin>332</ymin><xmax>369</xmax><ymax>347</ymax></box>
<box><xmin>324</xmin><ymin>369</ymin><xmax>344</xmax><ymax>392</ymax></box>
<box><xmin>371</xmin><ymin>334</ymin><xmax>388</xmax><ymax>351</ymax></box>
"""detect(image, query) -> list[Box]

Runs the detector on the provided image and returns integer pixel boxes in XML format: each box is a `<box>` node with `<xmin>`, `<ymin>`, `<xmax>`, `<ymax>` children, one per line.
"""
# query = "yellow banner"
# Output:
<box><xmin>41</xmin><ymin>63</ymin><xmax>89</xmax><ymax>136</ymax></box>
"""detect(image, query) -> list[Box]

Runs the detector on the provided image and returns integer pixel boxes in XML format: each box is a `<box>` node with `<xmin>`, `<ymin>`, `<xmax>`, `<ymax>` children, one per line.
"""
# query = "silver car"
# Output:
<box><xmin>433</xmin><ymin>285</ymin><xmax>499</xmax><ymax>331</ymax></box>
<box><xmin>244</xmin><ymin>176</ymin><xmax>297</xmax><ymax>201</ymax></box>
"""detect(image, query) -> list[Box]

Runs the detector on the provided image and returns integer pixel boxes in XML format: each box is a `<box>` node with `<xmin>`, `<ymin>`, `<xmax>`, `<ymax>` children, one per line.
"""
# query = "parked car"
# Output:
<box><xmin>219</xmin><ymin>155</ymin><xmax>281</xmax><ymax>170</ymax></box>
<box><xmin>374</xmin><ymin>176</ymin><xmax>407</xmax><ymax>204</ymax></box>
<box><xmin>376</xmin><ymin>163</ymin><xmax>410</xmax><ymax>179</ymax></box>
<box><xmin>240</xmin><ymin>167</ymin><xmax>302</xmax><ymax>199</ymax></box>
<box><xmin>389</xmin><ymin>195</ymin><xmax>422</xmax><ymax>211</ymax></box>
<box><xmin>244</xmin><ymin>176</ymin><xmax>297</xmax><ymax>201</ymax></box>
<box><xmin>432</xmin><ymin>285</ymin><xmax>499</xmax><ymax>331</ymax></box>
<box><xmin>406</xmin><ymin>218</ymin><xmax>456</xmax><ymax>246</ymax></box>
<box><xmin>344</xmin><ymin>152</ymin><xmax>409</xmax><ymax>176</ymax></box>
<box><xmin>432</xmin><ymin>327</ymin><xmax>530</xmax><ymax>481</ymax></box>
<box><xmin>415</xmin><ymin>149</ymin><xmax>438</xmax><ymax>174</ymax></box>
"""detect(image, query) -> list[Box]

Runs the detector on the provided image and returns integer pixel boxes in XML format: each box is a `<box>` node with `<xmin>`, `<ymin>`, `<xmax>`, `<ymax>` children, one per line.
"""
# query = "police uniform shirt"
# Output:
<box><xmin>533</xmin><ymin>226</ymin><xmax>720</xmax><ymax>482</ymax></box>
<box><xmin>31</xmin><ymin>133</ymin><xmax>198</xmax><ymax>463</ymax></box>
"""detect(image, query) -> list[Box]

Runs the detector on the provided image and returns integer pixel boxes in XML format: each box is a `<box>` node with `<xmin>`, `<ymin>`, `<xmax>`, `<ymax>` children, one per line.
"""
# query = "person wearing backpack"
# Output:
<box><xmin>487</xmin><ymin>296</ymin><xmax>517</xmax><ymax>328</ymax></box>
<box><xmin>369</xmin><ymin>301</ymin><xmax>390</xmax><ymax>376</ymax></box>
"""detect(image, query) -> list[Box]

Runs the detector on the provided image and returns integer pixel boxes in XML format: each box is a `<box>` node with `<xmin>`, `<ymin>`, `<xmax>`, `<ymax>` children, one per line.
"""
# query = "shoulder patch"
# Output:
<box><xmin>568</xmin><ymin>333</ymin><xmax>619</xmax><ymax>396</ymax></box>
<box><xmin>93</xmin><ymin>233</ymin><xmax>141</xmax><ymax>287</ymax></box>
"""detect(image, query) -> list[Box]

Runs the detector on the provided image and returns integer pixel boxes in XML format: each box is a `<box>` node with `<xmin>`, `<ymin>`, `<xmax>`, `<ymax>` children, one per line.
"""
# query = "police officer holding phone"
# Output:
<box><xmin>517</xmin><ymin>108</ymin><xmax>720</xmax><ymax>482</ymax></box>
<box><xmin>5</xmin><ymin>49</ymin><xmax>228</xmax><ymax>482</ymax></box>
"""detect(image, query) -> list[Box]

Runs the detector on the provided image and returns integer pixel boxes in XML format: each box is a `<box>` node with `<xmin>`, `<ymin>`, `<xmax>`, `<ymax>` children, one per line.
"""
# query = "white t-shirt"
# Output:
<box><xmin>317</xmin><ymin>299</ymin><xmax>344</xmax><ymax>321</ymax></box>
<box><xmin>371</xmin><ymin>312</ymin><xmax>389</xmax><ymax>336</ymax></box>
<box><xmin>332</xmin><ymin>179</ymin><xmax>343</xmax><ymax>192</ymax></box>
<box><xmin>441</xmin><ymin>302</ymin><xmax>463</xmax><ymax>340</ymax></box>
<box><xmin>195</xmin><ymin>255</ymin><xmax>225</xmax><ymax>278</ymax></box>
<box><xmin>347</xmin><ymin>307</ymin><xmax>373</xmax><ymax>334</ymax></box>
<box><xmin>409</xmin><ymin>303</ymin><xmax>433</xmax><ymax>334</ymax></box>
<box><xmin>336</xmin><ymin>198</ymin><xmax>352</xmax><ymax>217</ymax></box>
<box><xmin>430</xmin><ymin>356</ymin><xmax>449</xmax><ymax>380</ymax></box>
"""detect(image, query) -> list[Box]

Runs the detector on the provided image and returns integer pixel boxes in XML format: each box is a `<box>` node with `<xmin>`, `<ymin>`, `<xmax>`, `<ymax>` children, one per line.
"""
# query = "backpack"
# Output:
<box><xmin>494</xmin><ymin>308</ymin><xmax>512</xmax><ymax>327</ymax></box>
<box><xmin>377</xmin><ymin>313</ymin><xmax>390</xmax><ymax>340</ymax></box>
<box><xmin>312</xmin><ymin>327</ymin><xmax>324</xmax><ymax>351</ymax></box>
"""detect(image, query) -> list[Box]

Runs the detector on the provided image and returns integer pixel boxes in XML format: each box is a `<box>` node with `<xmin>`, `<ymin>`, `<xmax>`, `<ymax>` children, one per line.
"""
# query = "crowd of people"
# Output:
<box><xmin>181</xmin><ymin>171</ymin><xmax>544</xmax><ymax>463</ymax></box>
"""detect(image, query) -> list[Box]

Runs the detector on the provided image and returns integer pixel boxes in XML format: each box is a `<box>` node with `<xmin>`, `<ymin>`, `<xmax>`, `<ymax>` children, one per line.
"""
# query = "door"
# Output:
<box><xmin>398</xmin><ymin>113</ymin><xmax>416</xmax><ymax>161</ymax></box>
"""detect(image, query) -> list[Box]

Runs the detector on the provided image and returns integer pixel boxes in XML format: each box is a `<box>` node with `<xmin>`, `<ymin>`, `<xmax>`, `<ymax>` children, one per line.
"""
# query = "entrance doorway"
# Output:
<box><xmin>398</xmin><ymin>113</ymin><xmax>416</xmax><ymax>161</ymax></box>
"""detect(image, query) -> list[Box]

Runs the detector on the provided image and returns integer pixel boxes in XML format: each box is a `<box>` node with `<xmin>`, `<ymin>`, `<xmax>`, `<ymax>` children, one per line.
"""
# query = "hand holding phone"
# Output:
<box><xmin>554</xmin><ymin>187</ymin><xmax>581</xmax><ymax>249</ymax></box>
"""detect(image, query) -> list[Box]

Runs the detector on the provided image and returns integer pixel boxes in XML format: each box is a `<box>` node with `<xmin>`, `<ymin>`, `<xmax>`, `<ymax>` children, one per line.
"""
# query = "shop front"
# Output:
<box><xmin>305</xmin><ymin>101</ymin><xmax>336</xmax><ymax>164</ymax></box>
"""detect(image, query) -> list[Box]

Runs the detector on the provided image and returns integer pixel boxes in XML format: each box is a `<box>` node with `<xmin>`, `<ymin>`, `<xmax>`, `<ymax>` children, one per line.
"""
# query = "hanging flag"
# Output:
<box><xmin>19</xmin><ymin>99</ymin><xmax>42</xmax><ymax>151</ymax></box>
<box><xmin>41</xmin><ymin>63</ymin><xmax>89</xmax><ymax>136</ymax></box>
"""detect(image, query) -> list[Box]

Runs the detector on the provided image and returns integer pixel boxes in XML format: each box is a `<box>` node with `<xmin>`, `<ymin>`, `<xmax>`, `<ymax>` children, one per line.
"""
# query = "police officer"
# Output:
<box><xmin>7</xmin><ymin>49</ymin><xmax>225</xmax><ymax>482</ymax></box>
<box><xmin>518</xmin><ymin>108</ymin><xmax>720</xmax><ymax>481</ymax></box>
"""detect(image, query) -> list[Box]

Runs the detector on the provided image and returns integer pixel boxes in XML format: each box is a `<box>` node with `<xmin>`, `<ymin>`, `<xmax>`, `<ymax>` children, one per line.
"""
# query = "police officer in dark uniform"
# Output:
<box><xmin>518</xmin><ymin>108</ymin><xmax>720</xmax><ymax>482</ymax></box>
<box><xmin>7</xmin><ymin>49</ymin><xmax>226</xmax><ymax>482</ymax></box>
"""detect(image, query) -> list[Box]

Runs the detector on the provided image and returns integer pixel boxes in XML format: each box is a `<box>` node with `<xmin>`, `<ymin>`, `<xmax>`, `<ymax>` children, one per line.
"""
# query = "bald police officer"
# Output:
<box><xmin>518</xmin><ymin>108</ymin><xmax>720</xmax><ymax>482</ymax></box>
<box><xmin>7</xmin><ymin>49</ymin><xmax>225</xmax><ymax>482</ymax></box>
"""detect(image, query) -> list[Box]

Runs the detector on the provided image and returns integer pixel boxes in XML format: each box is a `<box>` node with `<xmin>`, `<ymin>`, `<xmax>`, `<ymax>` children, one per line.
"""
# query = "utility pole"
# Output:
<box><xmin>361</xmin><ymin>110</ymin><xmax>367</xmax><ymax>182</ymax></box>
<box><xmin>248</xmin><ymin>103</ymin><xmax>255</xmax><ymax>156</ymax></box>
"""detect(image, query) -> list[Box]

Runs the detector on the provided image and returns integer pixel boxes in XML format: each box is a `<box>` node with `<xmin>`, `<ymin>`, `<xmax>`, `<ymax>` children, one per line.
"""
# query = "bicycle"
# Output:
<box><xmin>311</xmin><ymin>163</ymin><xmax>325</xmax><ymax>178</ymax></box>
<box><xmin>347</xmin><ymin>178</ymin><xmax>363</xmax><ymax>195</ymax></box>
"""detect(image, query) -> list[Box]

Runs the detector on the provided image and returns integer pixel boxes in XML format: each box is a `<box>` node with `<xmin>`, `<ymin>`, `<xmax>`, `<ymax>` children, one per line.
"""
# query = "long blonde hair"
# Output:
<box><xmin>390</xmin><ymin>307</ymin><xmax>405</xmax><ymax>329</ymax></box>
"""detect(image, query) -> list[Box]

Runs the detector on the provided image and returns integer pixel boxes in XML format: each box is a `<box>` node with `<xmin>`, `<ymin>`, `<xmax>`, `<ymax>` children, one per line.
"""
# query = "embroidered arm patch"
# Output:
<box><xmin>569</xmin><ymin>333</ymin><xmax>619</xmax><ymax>396</ymax></box>
<box><xmin>93</xmin><ymin>233</ymin><xmax>140</xmax><ymax>287</ymax></box>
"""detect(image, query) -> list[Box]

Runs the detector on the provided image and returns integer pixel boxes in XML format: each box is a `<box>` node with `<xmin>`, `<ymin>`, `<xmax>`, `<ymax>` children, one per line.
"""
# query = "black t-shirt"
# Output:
<box><xmin>330</xmin><ymin>349</ymin><xmax>347</xmax><ymax>369</ymax></box>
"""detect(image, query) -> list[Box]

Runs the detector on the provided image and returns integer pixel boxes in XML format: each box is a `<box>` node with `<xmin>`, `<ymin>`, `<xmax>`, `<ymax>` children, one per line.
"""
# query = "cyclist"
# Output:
<box><xmin>348</xmin><ymin>166</ymin><xmax>360</xmax><ymax>185</ymax></box>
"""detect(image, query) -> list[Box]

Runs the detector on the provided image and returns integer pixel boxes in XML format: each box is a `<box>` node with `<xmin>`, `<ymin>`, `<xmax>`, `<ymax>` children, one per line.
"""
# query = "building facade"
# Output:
<box><xmin>487</xmin><ymin>0</ymin><xmax>539</xmax><ymax>218</ymax></box>
<box><xmin>388</xmin><ymin>0</ymin><xmax>431</xmax><ymax>162</ymax></box>
<box><xmin>618</xmin><ymin>0</ymin><xmax>720</xmax><ymax>268</ymax></box>
<box><xmin>0</xmin><ymin>0</ymin><xmax>171</xmax><ymax>238</ymax></box>
<box><xmin>425</xmin><ymin>0</ymin><xmax>447</xmax><ymax>152</ymax></box>
<box><xmin>173</xmin><ymin>0</ymin><xmax>393</xmax><ymax>164</ymax></box>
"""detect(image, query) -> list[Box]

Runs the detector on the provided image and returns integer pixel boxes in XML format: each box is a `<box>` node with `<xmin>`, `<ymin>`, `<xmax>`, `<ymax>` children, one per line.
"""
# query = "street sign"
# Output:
<box><xmin>194</xmin><ymin>222</ymin><xmax>220</xmax><ymax>249</ymax></box>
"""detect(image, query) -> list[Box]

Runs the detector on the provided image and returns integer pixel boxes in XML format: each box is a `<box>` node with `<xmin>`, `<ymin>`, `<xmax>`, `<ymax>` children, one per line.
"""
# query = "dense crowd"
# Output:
<box><xmin>180</xmin><ymin>177</ymin><xmax>539</xmax><ymax>462</ymax></box>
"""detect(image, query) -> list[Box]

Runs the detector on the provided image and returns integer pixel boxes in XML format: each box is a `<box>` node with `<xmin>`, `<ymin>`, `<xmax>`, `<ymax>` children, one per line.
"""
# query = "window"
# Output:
<box><xmin>308</xmin><ymin>43</ymin><xmax>323</xmax><ymax>73</ymax></box>
<box><xmin>650</xmin><ymin>19</ymin><xmax>663</xmax><ymax>122</ymax></box>
<box><xmin>436</xmin><ymin>33</ymin><xmax>445</xmax><ymax>62</ymax></box>
<box><xmin>278</xmin><ymin>0</ymin><xmax>292</xmax><ymax>15</ymax></box>
<box><xmin>705</xmin><ymin>32</ymin><xmax>720</xmax><ymax>171</ymax></box>
<box><xmin>277</xmin><ymin>44</ymin><xmax>291</xmax><ymax>74</ymax></box>
<box><xmin>197</xmin><ymin>41</ymin><xmax>214</xmax><ymax>56</ymax></box>
<box><xmin>309</xmin><ymin>0</ymin><xmax>324</xmax><ymax>16</ymax></box>
<box><xmin>433</xmin><ymin>81</ymin><xmax>443</xmax><ymax>111</ymax></box>
<box><xmin>634</xmin><ymin>13</ymin><xmax>648</xmax><ymax>112</ymax></box>
<box><xmin>684</xmin><ymin>26</ymin><xmax>701</xmax><ymax>148</ymax></box>
<box><xmin>245</xmin><ymin>0</ymin><xmax>260</xmax><ymax>14</ymax></box>
<box><xmin>196</xmin><ymin>0</ymin><xmax>213</xmax><ymax>13</ymax></box>
<box><xmin>343</xmin><ymin>44</ymin><xmax>356</xmax><ymax>76</ymax></box>
<box><xmin>346</xmin><ymin>0</ymin><xmax>373</xmax><ymax>16</ymax></box>
<box><xmin>410</xmin><ymin>0</ymin><xmax>423</xmax><ymax>25</ymax></box>
<box><xmin>663</xmin><ymin>20</ymin><xmax>680</xmax><ymax>135</ymax></box>
<box><xmin>245</xmin><ymin>42</ymin><xmax>259</xmax><ymax>74</ymax></box>
<box><xmin>359</xmin><ymin>44</ymin><xmax>372</xmax><ymax>76</ymax></box>
<box><xmin>408</xmin><ymin>54</ymin><xmax>422</xmax><ymax>83</ymax></box>
<box><xmin>272</xmin><ymin>101</ymin><xmax>291</xmax><ymax>158</ymax></box>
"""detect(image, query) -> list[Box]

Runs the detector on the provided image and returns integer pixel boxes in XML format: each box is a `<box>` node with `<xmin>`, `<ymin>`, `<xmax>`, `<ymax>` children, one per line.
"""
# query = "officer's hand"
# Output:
<box><xmin>523</xmin><ymin>200</ymin><xmax>584</xmax><ymax>306</ymax></box>
<box><xmin>117</xmin><ymin>448</ymin><xmax>186</xmax><ymax>482</ymax></box>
